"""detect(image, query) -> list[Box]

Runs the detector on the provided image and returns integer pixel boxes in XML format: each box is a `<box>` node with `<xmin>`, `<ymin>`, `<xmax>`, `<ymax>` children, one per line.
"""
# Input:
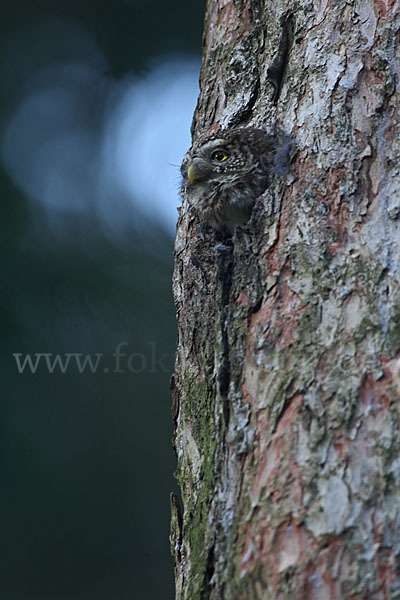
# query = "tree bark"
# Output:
<box><xmin>171</xmin><ymin>1</ymin><xmax>400</xmax><ymax>599</ymax></box>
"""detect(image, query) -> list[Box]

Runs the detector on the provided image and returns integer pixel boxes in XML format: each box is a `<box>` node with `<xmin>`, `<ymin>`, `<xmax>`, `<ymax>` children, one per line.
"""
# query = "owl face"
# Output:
<box><xmin>181</xmin><ymin>136</ymin><xmax>254</xmax><ymax>186</ymax></box>
<box><xmin>181</xmin><ymin>128</ymin><xmax>277</xmax><ymax>233</ymax></box>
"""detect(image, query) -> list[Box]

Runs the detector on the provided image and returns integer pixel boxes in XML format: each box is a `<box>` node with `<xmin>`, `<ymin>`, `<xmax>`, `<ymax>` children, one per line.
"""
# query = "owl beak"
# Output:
<box><xmin>187</xmin><ymin>160</ymin><xmax>210</xmax><ymax>184</ymax></box>
<box><xmin>187</xmin><ymin>163</ymin><xmax>199</xmax><ymax>184</ymax></box>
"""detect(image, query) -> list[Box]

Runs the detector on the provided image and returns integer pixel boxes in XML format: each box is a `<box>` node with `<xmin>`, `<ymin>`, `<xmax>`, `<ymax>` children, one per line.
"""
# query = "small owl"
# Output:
<box><xmin>181</xmin><ymin>128</ymin><xmax>286</xmax><ymax>234</ymax></box>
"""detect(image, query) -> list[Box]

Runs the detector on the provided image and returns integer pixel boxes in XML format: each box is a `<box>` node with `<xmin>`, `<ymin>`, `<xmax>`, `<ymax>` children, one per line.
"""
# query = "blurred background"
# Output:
<box><xmin>0</xmin><ymin>1</ymin><xmax>204</xmax><ymax>598</ymax></box>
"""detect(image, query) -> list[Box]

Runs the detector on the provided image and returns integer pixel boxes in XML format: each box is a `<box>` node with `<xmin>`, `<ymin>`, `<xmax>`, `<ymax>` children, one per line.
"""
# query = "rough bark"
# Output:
<box><xmin>171</xmin><ymin>1</ymin><xmax>400</xmax><ymax>599</ymax></box>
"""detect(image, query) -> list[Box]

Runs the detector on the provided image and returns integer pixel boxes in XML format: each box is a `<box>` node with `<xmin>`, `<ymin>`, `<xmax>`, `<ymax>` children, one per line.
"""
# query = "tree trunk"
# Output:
<box><xmin>171</xmin><ymin>1</ymin><xmax>400</xmax><ymax>599</ymax></box>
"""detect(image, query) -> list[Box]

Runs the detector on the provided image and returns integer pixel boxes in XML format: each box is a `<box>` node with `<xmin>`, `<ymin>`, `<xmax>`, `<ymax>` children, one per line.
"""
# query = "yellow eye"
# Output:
<box><xmin>211</xmin><ymin>150</ymin><xmax>229</xmax><ymax>162</ymax></box>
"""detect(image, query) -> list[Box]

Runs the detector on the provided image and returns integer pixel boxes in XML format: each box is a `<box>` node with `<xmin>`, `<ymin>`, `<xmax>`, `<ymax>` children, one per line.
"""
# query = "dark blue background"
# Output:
<box><xmin>0</xmin><ymin>1</ymin><xmax>204</xmax><ymax>598</ymax></box>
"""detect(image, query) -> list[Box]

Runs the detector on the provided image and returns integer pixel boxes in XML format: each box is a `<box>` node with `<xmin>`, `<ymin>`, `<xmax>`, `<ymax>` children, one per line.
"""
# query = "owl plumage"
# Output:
<box><xmin>181</xmin><ymin>128</ymin><xmax>286</xmax><ymax>234</ymax></box>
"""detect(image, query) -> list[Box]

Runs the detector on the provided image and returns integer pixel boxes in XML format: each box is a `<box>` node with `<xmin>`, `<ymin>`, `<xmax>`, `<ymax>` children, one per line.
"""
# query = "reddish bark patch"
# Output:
<box><xmin>253</xmin><ymin>395</ymin><xmax>303</xmax><ymax>498</ymax></box>
<box><xmin>374</xmin><ymin>543</ymin><xmax>397</xmax><ymax>595</ymax></box>
<box><xmin>238</xmin><ymin>396</ymin><xmax>306</xmax><ymax>582</ymax></box>
<box><xmin>359</xmin><ymin>370</ymin><xmax>390</xmax><ymax>412</ymax></box>
<box><xmin>206</xmin><ymin>0</ymin><xmax>253</xmax><ymax>51</ymax></box>
<box><xmin>248</xmin><ymin>271</ymin><xmax>304</xmax><ymax>356</ymax></box>
<box><xmin>381</xmin><ymin>354</ymin><xmax>400</xmax><ymax>400</ymax></box>
<box><xmin>264</xmin><ymin>519</ymin><xmax>316</xmax><ymax>592</ymax></box>
<box><xmin>325</xmin><ymin>167</ymin><xmax>351</xmax><ymax>254</ymax></box>
<box><xmin>374</xmin><ymin>0</ymin><xmax>389</xmax><ymax>17</ymax></box>
<box><xmin>304</xmin><ymin>561</ymin><xmax>334</xmax><ymax>600</ymax></box>
<box><xmin>275</xmin><ymin>278</ymin><xmax>304</xmax><ymax>351</ymax></box>
<box><xmin>332</xmin><ymin>430</ymin><xmax>348</xmax><ymax>458</ymax></box>
<box><xmin>237</xmin><ymin>290</ymin><xmax>249</xmax><ymax>307</ymax></box>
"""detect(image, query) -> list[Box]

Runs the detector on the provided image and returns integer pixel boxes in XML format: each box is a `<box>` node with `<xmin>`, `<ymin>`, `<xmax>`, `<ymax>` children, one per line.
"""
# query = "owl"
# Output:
<box><xmin>181</xmin><ymin>128</ymin><xmax>286</xmax><ymax>234</ymax></box>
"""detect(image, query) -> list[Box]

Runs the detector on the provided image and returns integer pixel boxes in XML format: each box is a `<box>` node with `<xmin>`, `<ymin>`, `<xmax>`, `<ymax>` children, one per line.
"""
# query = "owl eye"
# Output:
<box><xmin>211</xmin><ymin>150</ymin><xmax>229</xmax><ymax>162</ymax></box>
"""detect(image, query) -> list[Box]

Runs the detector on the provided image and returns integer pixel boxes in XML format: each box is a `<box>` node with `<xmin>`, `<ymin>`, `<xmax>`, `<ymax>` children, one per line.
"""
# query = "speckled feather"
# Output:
<box><xmin>181</xmin><ymin>128</ymin><xmax>286</xmax><ymax>233</ymax></box>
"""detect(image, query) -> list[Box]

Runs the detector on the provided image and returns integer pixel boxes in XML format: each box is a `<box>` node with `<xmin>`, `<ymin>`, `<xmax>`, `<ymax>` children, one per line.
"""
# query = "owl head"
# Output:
<box><xmin>181</xmin><ymin>128</ymin><xmax>281</xmax><ymax>233</ymax></box>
